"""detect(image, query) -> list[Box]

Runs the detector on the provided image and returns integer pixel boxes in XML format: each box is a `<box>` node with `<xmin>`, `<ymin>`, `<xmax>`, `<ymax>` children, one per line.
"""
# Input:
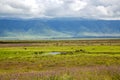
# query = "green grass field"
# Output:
<box><xmin>0</xmin><ymin>40</ymin><xmax>120</xmax><ymax>80</ymax></box>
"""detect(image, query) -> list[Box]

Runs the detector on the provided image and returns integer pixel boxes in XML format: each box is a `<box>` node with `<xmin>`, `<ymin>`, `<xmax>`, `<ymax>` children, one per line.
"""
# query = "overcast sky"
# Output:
<box><xmin>0</xmin><ymin>0</ymin><xmax>120</xmax><ymax>20</ymax></box>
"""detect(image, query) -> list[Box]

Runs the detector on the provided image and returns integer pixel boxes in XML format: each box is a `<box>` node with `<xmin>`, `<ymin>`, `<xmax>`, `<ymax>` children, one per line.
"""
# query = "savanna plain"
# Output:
<box><xmin>0</xmin><ymin>39</ymin><xmax>120</xmax><ymax>80</ymax></box>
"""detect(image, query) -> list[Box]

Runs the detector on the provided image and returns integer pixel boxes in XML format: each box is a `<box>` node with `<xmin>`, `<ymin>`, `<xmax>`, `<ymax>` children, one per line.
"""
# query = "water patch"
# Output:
<box><xmin>48</xmin><ymin>52</ymin><xmax>61</xmax><ymax>55</ymax></box>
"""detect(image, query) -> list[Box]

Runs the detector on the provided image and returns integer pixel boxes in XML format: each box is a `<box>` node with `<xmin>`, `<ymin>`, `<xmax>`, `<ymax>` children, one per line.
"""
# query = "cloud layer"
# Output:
<box><xmin>0</xmin><ymin>0</ymin><xmax>120</xmax><ymax>19</ymax></box>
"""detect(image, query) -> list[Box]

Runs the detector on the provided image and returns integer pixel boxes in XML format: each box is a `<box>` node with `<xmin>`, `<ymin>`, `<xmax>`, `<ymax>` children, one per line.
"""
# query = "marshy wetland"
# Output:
<box><xmin>0</xmin><ymin>39</ymin><xmax>120</xmax><ymax>80</ymax></box>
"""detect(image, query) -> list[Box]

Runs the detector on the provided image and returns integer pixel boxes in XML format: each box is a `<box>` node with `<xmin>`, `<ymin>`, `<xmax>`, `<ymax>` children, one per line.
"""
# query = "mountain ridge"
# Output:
<box><xmin>0</xmin><ymin>19</ymin><xmax>120</xmax><ymax>40</ymax></box>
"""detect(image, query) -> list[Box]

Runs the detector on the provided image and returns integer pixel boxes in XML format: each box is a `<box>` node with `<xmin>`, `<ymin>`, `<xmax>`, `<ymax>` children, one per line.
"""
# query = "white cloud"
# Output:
<box><xmin>68</xmin><ymin>0</ymin><xmax>87</xmax><ymax>11</ymax></box>
<box><xmin>0</xmin><ymin>0</ymin><xmax>120</xmax><ymax>19</ymax></box>
<box><xmin>97</xmin><ymin>6</ymin><xmax>108</xmax><ymax>15</ymax></box>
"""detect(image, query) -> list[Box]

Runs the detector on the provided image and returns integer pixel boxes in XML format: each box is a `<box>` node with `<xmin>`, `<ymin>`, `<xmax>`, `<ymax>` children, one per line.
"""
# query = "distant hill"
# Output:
<box><xmin>0</xmin><ymin>18</ymin><xmax>120</xmax><ymax>40</ymax></box>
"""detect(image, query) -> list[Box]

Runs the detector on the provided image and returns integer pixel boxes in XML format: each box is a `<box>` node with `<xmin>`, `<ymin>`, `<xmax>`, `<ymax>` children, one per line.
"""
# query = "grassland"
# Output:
<box><xmin>0</xmin><ymin>39</ymin><xmax>120</xmax><ymax>80</ymax></box>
